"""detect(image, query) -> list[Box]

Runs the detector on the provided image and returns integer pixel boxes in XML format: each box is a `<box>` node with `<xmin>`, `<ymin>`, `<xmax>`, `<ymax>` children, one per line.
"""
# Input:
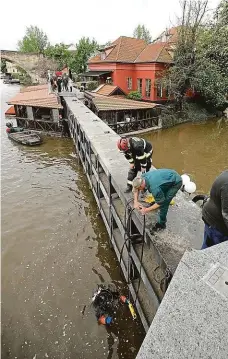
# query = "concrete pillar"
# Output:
<box><xmin>26</xmin><ymin>106</ymin><xmax>34</xmax><ymax>120</ymax></box>
<box><xmin>52</xmin><ymin>109</ymin><xmax>59</xmax><ymax>122</ymax></box>
<box><xmin>158</xmin><ymin>116</ymin><xmax>162</xmax><ymax>128</ymax></box>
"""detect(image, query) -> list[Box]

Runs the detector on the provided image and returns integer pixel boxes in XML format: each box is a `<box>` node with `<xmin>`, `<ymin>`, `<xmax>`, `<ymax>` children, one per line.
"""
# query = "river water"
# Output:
<box><xmin>1</xmin><ymin>82</ymin><xmax>144</xmax><ymax>359</ymax></box>
<box><xmin>2</xmin><ymin>83</ymin><xmax>228</xmax><ymax>359</ymax></box>
<box><xmin>143</xmin><ymin>119</ymin><xmax>228</xmax><ymax>193</ymax></box>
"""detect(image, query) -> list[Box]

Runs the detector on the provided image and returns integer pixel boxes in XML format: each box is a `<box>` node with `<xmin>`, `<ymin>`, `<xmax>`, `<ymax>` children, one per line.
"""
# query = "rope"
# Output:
<box><xmin>119</xmin><ymin>198</ymin><xmax>147</xmax><ymax>307</ymax></box>
<box><xmin>133</xmin><ymin>215</ymin><xmax>146</xmax><ymax>306</ymax></box>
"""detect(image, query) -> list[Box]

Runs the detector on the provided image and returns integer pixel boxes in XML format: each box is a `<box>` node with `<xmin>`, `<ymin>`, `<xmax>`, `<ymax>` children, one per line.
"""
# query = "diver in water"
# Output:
<box><xmin>201</xmin><ymin>170</ymin><xmax>228</xmax><ymax>249</ymax></box>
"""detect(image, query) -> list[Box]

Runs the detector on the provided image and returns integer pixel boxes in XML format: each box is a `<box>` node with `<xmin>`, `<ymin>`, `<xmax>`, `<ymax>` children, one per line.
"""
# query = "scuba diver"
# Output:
<box><xmin>117</xmin><ymin>136</ymin><xmax>153</xmax><ymax>193</ymax></box>
<box><xmin>201</xmin><ymin>170</ymin><xmax>228</xmax><ymax>249</ymax></box>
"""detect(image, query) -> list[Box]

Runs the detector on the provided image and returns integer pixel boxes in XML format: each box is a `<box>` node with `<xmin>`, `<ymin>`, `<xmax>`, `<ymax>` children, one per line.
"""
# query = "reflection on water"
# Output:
<box><xmin>1</xmin><ymin>81</ymin><xmax>144</xmax><ymax>359</ymax></box>
<box><xmin>143</xmin><ymin>119</ymin><xmax>228</xmax><ymax>193</ymax></box>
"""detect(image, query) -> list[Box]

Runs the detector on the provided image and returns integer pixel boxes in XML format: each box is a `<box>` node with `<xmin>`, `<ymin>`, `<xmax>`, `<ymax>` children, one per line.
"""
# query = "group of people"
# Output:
<box><xmin>48</xmin><ymin>70</ymin><xmax>73</xmax><ymax>94</ymax></box>
<box><xmin>117</xmin><ymin>136</ymin><xmax>228</xmax><ymax>249</ymax></box>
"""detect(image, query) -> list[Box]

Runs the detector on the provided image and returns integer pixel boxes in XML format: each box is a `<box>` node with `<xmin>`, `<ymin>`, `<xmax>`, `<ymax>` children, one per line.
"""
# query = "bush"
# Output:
<box><xmin>127</xmin><ymin>91</ymin><xmax>142</xmax><ymax>100</ymax></box>
<box><xmin>86</xmin><ymin>81</ymin><xmax>99</xmax><ymax>91</ymax></box>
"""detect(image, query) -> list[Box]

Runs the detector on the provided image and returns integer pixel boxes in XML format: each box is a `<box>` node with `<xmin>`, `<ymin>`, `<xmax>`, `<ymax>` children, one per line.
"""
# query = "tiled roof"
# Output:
<box><xmin>93</xmin><ymin>84</ymin><xmax>125</xmax><ymax>96</ymax></box>
<box><xmin>90</xmin><ymin>94</ymin><xmax>158</xmax><ymax>112</ymax></box>
<box><xmin>5</xmin><ymin>105</ymin><xmax>15</xmax><ymax>115</ymax></box>
<box><xmin>8</xmin><ymin>85</ymin><xmax>62</xmax><ymax>109</ymax></box>
<box><xmin>135</xmin><ymin>43</ymin><xmax>173</xmax><ymax>63</ymax></box>
<box><xmin>20</xmin><ymin>84</ymin><xmax>48</xmax><ymax>93</ymax></box>
<box><xmin>89</xmin><ymin>36</ymin><xmax>147</xmax><ymax>63</ymax></box>
<box><xmin>154</xmin><ymin>26</ymin><xmax>181</xmax><ymax>44</ymax></box>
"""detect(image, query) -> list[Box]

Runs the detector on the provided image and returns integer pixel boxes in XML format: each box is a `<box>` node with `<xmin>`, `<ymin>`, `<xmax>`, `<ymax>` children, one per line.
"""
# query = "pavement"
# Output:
<box><xmin>136</xmin><ymin>241</ymin><xmax>228</xmax><ymax>359</ymax></box>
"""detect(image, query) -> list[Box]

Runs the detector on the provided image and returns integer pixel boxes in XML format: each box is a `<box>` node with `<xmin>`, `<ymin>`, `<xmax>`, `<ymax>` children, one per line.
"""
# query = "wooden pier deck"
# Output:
<box><xmin>63</xmin><ymin>95</ymin><xmax>204</xmax><ymax>331</ymax></box>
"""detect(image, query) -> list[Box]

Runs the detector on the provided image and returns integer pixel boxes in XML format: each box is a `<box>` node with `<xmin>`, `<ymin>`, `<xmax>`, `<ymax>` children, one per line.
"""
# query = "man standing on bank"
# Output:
<box><xmin>201</xmin><ymin>170</ymin><xmax>228</xmax><ymax>249</ymax></box>
<box><xmin>132</xmin><ymin>169</ymin><xmax>183</xmax><ymax>232</ymax></box>
<box><xmin>117</xmin><ymin>136</ymin><xmax>153</xmax><ymax>193</ymax></box>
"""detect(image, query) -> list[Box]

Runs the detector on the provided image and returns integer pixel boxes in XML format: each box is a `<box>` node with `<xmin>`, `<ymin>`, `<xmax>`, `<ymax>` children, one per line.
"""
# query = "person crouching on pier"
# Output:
<box><xmin>201</xmin><ymin>170</ymin><xmax>228</xmax><ymax>249</ymax></box>
<box><xmin>132</xmin><ymin>169</ymin><xmax>183</xmax><ymax>232</ymax></box>
<box><xmin>117</xmin><ymin>136</ymin><xmax>153</xmax><ymax>193</ymax></box>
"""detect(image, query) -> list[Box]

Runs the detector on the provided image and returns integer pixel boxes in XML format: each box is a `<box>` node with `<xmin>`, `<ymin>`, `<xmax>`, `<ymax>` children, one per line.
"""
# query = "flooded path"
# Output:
<box><xmin>1</xmin><ymin>82</ymin><xmax>144</xmax><ymax>359</ymax></box>
<box><xmin>143</xmin><ymin>119</ymin><xmax>228</xmax><ymax>193</ymax></box>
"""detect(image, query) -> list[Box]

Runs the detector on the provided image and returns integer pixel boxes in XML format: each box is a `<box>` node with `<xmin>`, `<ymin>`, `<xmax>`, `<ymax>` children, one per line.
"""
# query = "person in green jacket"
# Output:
<box><xmin>132</xmin><ymin>169</ymin><xmax>183</xmax><ymax>231</ymax></box>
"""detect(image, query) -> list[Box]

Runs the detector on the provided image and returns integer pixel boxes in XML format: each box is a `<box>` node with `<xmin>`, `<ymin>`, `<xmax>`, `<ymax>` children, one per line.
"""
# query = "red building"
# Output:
<box><xmin>87</xmin><ymin>34</ymin><xmax>174</xmax><ymax>102</ymax></box>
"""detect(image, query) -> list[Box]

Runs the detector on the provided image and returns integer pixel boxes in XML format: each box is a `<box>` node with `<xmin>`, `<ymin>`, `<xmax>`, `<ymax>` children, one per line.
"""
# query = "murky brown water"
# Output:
<box><xmin>1</xmin><ymin>82</ymin><xmax>144</xmax><ymax>359</ymax></box>
<box><xmin>143</xmin><ymin>120</ymin><xmax>228</xmax><ymax>193</ymax></box>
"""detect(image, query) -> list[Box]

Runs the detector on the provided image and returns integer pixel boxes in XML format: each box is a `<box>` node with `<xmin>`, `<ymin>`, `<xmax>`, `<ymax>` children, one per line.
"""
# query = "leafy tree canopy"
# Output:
<box><xmin>18</xmin><ymin>26</ymin><xmax>49</xmax><ymax>53</ymax></box>
<box><xmin>162</xmin><ymin>0</ymin><xmax>228</xmax><ymax>109</ymax></box>
<box><xmin>133</xmin><ymin>24</ymin><xmax>151</xmax><ymax>43</ymax></box>
<box><xmin>69</xmin><ymin>37</ymin><xmax>98</xmax><ymax>74</ymax></box>
<box><xmin>45</xmin><ymin>43</ymin><xmax>71</xmax><ymax>69</ymax></box>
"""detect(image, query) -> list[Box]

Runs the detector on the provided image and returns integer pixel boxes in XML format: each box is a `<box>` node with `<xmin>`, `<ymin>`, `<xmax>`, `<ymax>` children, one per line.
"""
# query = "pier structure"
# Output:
<box><xmin>63</xmin><ymin>94</ymin><xmax>204</xmax><ymax>330</ymax></box>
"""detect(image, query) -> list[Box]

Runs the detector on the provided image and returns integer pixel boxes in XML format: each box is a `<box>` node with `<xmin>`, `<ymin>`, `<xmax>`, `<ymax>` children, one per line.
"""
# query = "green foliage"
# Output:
<box><xmin>18</xmin><ymin>26</ymin><xmax>49</xmax><ymax>53</ymax></box>
<box><xmin>1</xmin><ymin>58</ymin><xmax>7</xmax><ymax>73</ymax></box>
<box><xmin>127</xmin><ymin>91</ymin><xmax>142</xmax><ymax>100</ymax></box>
<box><xmin>86</xmin><ymin>81</ymin><xmax>99</xmax><ymax>91</ymax></box>
<box><xmin>69</xmin><ymin>37</ymin><xmax>98</xmax><ymax>74</ymax></box>
<box><xmin>133</xmin><ymin>24</ymin><xmax>151</xmax><ymax>43</ymax></box>
<box><xmin>163</xmin><ymin>0</ymin><xmax>228</xmax><ymax>109</ymax></box>
<box><xmin>45</xmin><ymin>43</ymin><xmax>71</xmax><ymax>69</ymax></box>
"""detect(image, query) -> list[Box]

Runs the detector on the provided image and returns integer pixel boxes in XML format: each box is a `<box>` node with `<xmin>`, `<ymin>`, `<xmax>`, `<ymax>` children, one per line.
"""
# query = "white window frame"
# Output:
<box><xmin>145</xmin><ymin>79</ymin><xmax>151</xmax><ymax>97</ymax></box>
<box><xmin>127</xmin><ymin>77</ymin><xmax>132</xmax><ymax>90</ymax></box>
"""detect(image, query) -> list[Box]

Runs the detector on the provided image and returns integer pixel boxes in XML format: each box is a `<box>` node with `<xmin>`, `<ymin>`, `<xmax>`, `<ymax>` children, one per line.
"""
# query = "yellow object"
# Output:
<box><xmin>128</xmin><ymin>302</ymin><xmax>137</xmax><ymax>320</ymax></box>
<box><xmin>145</xmin><ymin>193</ymin><xmax>175</xmax><ymax>205</ymax></box>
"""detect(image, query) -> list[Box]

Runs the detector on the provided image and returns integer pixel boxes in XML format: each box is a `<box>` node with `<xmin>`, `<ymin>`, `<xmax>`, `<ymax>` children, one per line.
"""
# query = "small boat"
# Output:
<box><xmin>7</xmin><ymin>130</ymin><xmax>43</xmax><ymax>146</ymax></box>
<box><xmin>3</xmin><ymin>78</ymin><xmax>20</xmax><ymax>84</ymax></box>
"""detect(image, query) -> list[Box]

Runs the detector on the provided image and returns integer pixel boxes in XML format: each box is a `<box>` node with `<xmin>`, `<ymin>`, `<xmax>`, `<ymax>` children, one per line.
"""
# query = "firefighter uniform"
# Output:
<box><xmin>124</xmin><ymin>137</ymin><xmax>153</xmax><ymax>188</ymax></box>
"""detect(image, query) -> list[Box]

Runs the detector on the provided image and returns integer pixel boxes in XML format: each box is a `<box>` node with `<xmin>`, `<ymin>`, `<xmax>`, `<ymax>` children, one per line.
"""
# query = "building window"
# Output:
<box><xmin>127</xmin><ymin>77</ymin><xmax>132</xmax><ymax>90</ymax></box>
<box><xmin>137</xmin><ymin>78</ymin><xmax>142</xmax><ymax>94</ymax></box>
<box><xmin>145</xmin><ymin>79</ymin><xmax>151</xmax><ymax>98</ymax></box>
<box><xmin>156</xmin><ymin>82</ymin><xmax>163</xmax><ymax>98</ymax></box>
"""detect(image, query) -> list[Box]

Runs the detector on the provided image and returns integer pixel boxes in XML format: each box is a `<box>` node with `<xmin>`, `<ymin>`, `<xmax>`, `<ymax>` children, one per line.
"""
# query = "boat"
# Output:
<box><xmin>3</xmin><ymin>78</ymin><xmax>20</xmax><ymax>84</ymax></box>
<box><xmin>7</xmin><ymin>130</ymin><xmax>43</xmax><ymax>146</ymax></box>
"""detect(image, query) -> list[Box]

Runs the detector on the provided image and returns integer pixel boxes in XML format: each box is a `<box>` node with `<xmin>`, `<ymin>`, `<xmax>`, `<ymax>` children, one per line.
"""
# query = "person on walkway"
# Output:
<box><xmin>201</xmin><ymin>170</ymin><xmax>228</xmax><ymax>249</ymax></box>
<box><xmin>68</xmin><ymin>78</ymin><xmax>73</xmax><ymax>92</ymax></box>
<box><xmin>132</xmin><ymin>169</ymin><xmax>183</xmax><ymax>231</ymax></box>
<box><xmin>117</xmin><ymin>136</ymin><xmax>153</xmax><ymax>193</ymax></box>
<box><xmin>57</xmin><ymin>76</ymin><xmax>62</xmax><ymax>93</ymax></box>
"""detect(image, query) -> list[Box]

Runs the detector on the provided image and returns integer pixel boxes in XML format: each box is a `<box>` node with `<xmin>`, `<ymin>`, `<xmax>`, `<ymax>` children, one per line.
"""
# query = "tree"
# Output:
<box><xmin>18</xmin><ymin>26</ymin><xmax>49</xmax><ymax>53</ymax></box>
<box><xmin>162</xmin><ymin>0</ymin><xmax>228</xmax><ymax>110</ymax></box>
<box><xmin>161</xmin><ymin>0</ymin><xmax>209</xmax><ymax>110</ymax></box>
<box><xmin>195</xmin><ymin>0</ymin><xmax>228</xmax><ymax>107</ymax></box>
<box><xmin>133</xmin><ymin>24</ymin><xmax>151</xmax><ymax>43</ymax></box>
<box><xmin>69</xmin><ymin>37</ymin><xmax>98</xmax><ymax>74</ymax></box>
<box><xmin>45</xmin><ymin>43</ymin><xmax>71</xmax><ymax>69</ymax></box>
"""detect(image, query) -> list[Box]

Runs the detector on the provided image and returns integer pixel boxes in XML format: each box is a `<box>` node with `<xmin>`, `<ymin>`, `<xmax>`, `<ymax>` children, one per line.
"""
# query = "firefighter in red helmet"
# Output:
<box><xmin>117</xmin><ymin>136</ymin><xmax>153</xmax><ymax>192</ymax></box>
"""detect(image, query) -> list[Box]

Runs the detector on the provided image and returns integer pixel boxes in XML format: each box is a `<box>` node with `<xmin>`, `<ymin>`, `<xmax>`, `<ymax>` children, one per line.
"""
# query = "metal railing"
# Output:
<box><xmin>108</xmin><ymin>117</ymin><xmax>159</xmax><ymax>134</ymax></box>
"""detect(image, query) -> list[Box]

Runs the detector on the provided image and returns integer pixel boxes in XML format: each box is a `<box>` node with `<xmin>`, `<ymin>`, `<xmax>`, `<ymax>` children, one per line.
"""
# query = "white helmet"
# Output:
<box><xmin>184</xmin><ymin>181</ymin><xmax>196</xmax><ymax>194</ymax></box>
<box><xmin>181</xmin><ymin>174</ymin><xmax>190</xmax><ymax>186</ymax></box>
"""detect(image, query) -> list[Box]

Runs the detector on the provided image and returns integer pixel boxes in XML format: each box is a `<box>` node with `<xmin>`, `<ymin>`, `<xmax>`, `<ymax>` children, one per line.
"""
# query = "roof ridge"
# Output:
<box><xmin>155</xmin><ymin>43</ymin><xmax>166</xmax><ymax>61</ymax></box>
<box><xmin>134</xmin><ymin>43</ymin><xmax>148</xmax><ymax>63</ymax></box>
<box><xmin>115</xmin><ymin>37</ymin><xmax>123</xmax><ymax>61</ymax></box>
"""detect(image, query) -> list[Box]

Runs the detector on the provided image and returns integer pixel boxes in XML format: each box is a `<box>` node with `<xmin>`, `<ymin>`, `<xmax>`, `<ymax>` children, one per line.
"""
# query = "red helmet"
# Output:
<box><xmin>117</xmin><ymin>137</ymin><xmax>129</xmax><ymax>151</ymax></box>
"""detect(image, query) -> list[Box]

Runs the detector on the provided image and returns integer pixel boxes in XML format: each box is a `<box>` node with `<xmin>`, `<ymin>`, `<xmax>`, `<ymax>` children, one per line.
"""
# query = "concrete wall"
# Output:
<box><xmin>52</xmin><ymin>109</ymin><xmax>59</xmax><ymax>122</ymax></box>
<box><xmin>64</xmin><ymin>95</ymin><xmax>205</xmax><ymax>330</ymax></box>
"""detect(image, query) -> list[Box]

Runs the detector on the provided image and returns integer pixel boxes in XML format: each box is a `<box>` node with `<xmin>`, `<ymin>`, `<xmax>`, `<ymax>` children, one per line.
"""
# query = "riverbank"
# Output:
<box><xmin>160</xmin><ymin>101</ymin><xmax>223</xmax><ymax>128</ymax></box>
